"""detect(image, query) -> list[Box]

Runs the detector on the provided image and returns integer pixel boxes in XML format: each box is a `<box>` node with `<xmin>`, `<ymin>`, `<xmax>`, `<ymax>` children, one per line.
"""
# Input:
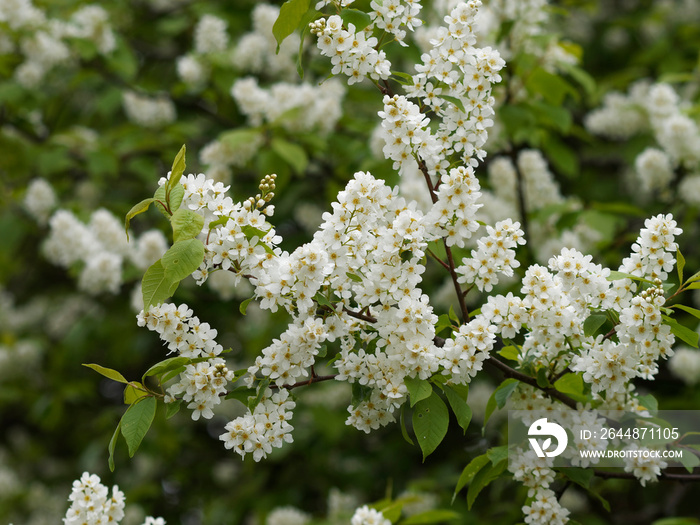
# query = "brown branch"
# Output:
<box><xmin>415</xmin><ymin>158</ymin><xmax>470</xmax><ymax>321</ymax></box>
<box><xmin>269</xmin><ymin>374</ymin><xmax>338</xmax><ymax>391</ymax></box>
<box><xmin>343</xmin><ymin>307</ymin><xmax>377</xmax><ymax>323</ymax></box>
<box><xmin>485</xmin><ymin>354</ymin><xmax>577</xmax><ymax>409</ymax></box>
<box><xmin>427</xmin><ymin>248</ymin><xmax>451</xmax><ymax>271</ymax></box>
<box><xmin>417</xmin><ymin>158</ymin><xmax>438</xmax><ymax>204</ymax></box>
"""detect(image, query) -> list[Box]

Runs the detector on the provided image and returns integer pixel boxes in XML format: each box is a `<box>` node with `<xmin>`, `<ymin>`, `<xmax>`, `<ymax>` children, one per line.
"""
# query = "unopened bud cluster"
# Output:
<box><xmin>244</xmin><ymin>173</ymin><xmax>277</xmax><ymax>214</ymax></box>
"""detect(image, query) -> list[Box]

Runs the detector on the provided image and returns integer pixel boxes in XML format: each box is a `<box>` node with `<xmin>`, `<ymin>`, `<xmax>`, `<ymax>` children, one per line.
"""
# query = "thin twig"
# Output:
<box><xmin>427</xmin><ymin>248</ymin><xmax>451</xmax><ymax>271</ymax></box>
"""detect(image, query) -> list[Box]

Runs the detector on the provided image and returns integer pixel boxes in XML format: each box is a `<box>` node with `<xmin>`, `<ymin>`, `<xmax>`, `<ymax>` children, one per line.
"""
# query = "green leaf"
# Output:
<box><xmin>108</xmin><ymin>421</ymin><xmax>120</xmax><ymax>472</ymax></box>
<box><xmin>663</xmin><ymin>316</ymin><xmax>699</xmax><ymax>348</ymax></box>
<box><xmin>525</xmin><ymin>67</ymin><xmax>578</xmax><ymax>105</ymax></box>
<box><xmin>672</xmin><ymin>303</ymin><xmax>700</xmax><ymax>320</ymax></box>
<box><xmin>271</xmin><ymin>138</ymin><xmax>308</xmax><ymax>175</ymax></box>
<box><xmin>106</xmin><ymin>34</ymin><xmax>137</xmax><ymax>80</ymax></box>
<box><xmin>559</xmin><ymin>62</ymin><xmax>596</xmax><ymax>97</ymax></box>
<box><xmin>562</xmin><ymin>467</ymin><xmax>594</xmax><ymax>489</ymax></box>
<box><xmin>400</xmin><ymin>404</ymin><xmax>414</xmax><ymax>445</ymax></box>
<box><xmin>161</xmin><ymin>239</ymin><xmax>205</xmax><ymax>282</ymax></box>
<box><xmin>583</xmin><ymin>314</ymin><xmax>608</xmax><ymax>338</ymax></box>
<box><xmin>219</xmin><ymin>128</ymin><xmax>262</xmax><ymax>151</ymax></box>
<box><xmin>351</xmin><ymin>382</ymin><xmax>373</xmax><ymax>406</ymax></box>
<box><xmin>685</xmin><ymin>269</ymin><xmax>700</xmax><ymax>284</ymax></box>
<box><xmin>678</xmin><ymin>448</ymin><xmax>700</xmax><ymax>473</ymax></box>
<box><xmin>154</xmin><ymin>183</ymin><xmax>184</xmax><ymax>217</ymax></box>
<box><xmin>677</xmin><ymin>248</ymin><xmax>685</xmax><ymax>285</ymax></box>
<box><xmin>443</xmin><ymin>384</ymin><xmax>472</xmax><ymax>434</ymax></box>
<box><xmin>554</xmin><ymin>373</ymin><xmax>587</xmax><ymax>402</ymax></box>
<box><xmin>208</xmin><ymin>216</ymin><xmax>229</xmax><ymax>231</ymax></box>
<box><xmin>142</xmin><ymin>356</ymin><xmax>190</xmax><ymax>381</ymax></box>
<box><xmin>83</xmin><ymin>363</ymin><xmax>128</xmax><ymax>384</ymax></box>
<box><xmin>466</xmin><ymin>459</ymin><xmax>507</xmax><ymax>510</ymax></box>
<box><xmin>483</xmin><ymin>393</ymin><xmax>497</xmax><ymax>434</ymax></box>
<box><xmin>528</xmin><ymin>99</ymin><xmax>572</xmax><ymax>133</ymax></box>
<box><xmin>225</xmin><ymin>386</ymin><xmax>257</xmax><ymax>403</ymax></box>
<box><xmin>241</xmin><ymin>224</ymin><xmax>269</xmax><ymax>240</ymax></box>
<box><xmin>487</xmin><ymin>446</ymin><xmax>509</xmax><ymax>467</ymax></box>
<box><xmin>536</xmin><ymin>367</ymin><xmax>550</xmax><ymax>388</ymax></box>
<box><xmin>273</xmin><ymin>0</ymin><xmax>311</xmax><ymax>52</ymax></box>
<box><xmin>168</xmin><ymin>144</ymin><xmax>186</xmax><ymax>191</ymax></box>
<box><xmin>142</xmin><ymin>260</ymin><xmax>179</xmax><ymax>309</ymax></box>
<box><xmin>123</xmin><ymin>382</ymin><xmax>148</xmax><ymax>404</ymax></box>
<box><xmin>376</xmin><ymin>501</ymin><xmax>402</xmax><ymax>523</ymax></box>
<box><xmin>295</xmin><ymin>9</ymin><xmax>319</xmax><ymax>79</ymax></box>
<box><xmin>498</xmin><ymin>345</ymin><xmax>520</xmax><ymax>361</ymax></box>
<box><xmin>542</xmin><ymin>133</ymin><xmax>579</xmax><ymax>178</ymax></box>
<box><xmin>392</xmin><ymin>71</ymin><xmax>415</xmax><ymax>85</ymax></box>
<box><xmin>441</xmin><ymin>94</ymin><xmax>466</xmax><ymax>113</ymax></box>
<box><xmin>448</xmin><ymin>305</ymin><xmax>459</xmax><ymax>324</ymax></box>
<box><xmin>606</xmin><ymin>271</ymin><xmax>653</xmax><ymax>284</ymax></box>
<box><xmin>405</xmin><ymin>376</ymin><xmax>432</xmax><ymax>407</ymax></box>
<box><xmin>314</xmin><ymin>292</ymin><xmax>337</xmax><ymax>313</ymax></box>
<box><xmin>161</xmin><ymin>365</ymin><xmax>187</xmax><ymax>385</ymax></box>
<box><xmin>401</xmin><ymin>509</ymin><xmax>461</xmax><ymax>524</ymax></box>
<box><xmin>239</xmin><ymin>297</ymin><xmax>254</xmax><ymax>315</ymax></box>
<box><xmin>170</xmin><ymin>208</ymin><xmax>204</xmax><ymax>242</ymax></box>
<box><xmin>453</xmin><ymin>453</ymin><xmax>489</xmax><ymax>503</ymax></box>
<box><xmin>340</xmin><ymin>8</ymin><xmax>372</xmax><ymax>31</ymax></box>
<box><xmin>120</xmin><ymin>396</ymin><xmax>156</xmax><ymax>458</ymax></box>
<box><xmin>165</xmin><ymin>400</ymin><xmax>181</xmax><ymax>419</ymax></box>
<box><xmin>636</xmin><ymin>393</ymin><xmax>658</xmax><ymax>412</ymax></box>
<box><xmin>248</xmin><ymin>379</ymin><xmax>271</xmax><ymax>412</ymax></box>
<box><xmin>124</xmin><ymin>198</ymin><xmax>156</xmax><ymax>240</ymax></box>
<box><xmin>412</xmin><ymin>390</ymin><xmax>449</xmax><ymax>460</ymax></box>
<box><xmin>494</xmin><ymin>378</ymin><xmax>519</xmax><ymax>409</ymax></box>
<box><xmin>346</xmin><ymin>272</ymin><xmax>363</xmax><ymax>282</ymax></box>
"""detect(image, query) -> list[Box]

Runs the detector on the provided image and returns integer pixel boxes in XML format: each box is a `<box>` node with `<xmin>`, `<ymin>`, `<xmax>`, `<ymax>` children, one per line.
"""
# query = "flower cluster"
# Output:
<box><xmin>619</xmin><ymin>214</ymin><xmax>681</xmax><ymax>281</ymax></box>
<box><xmin>43</xmin><ymin>204</ymin><xmax>168</xmax><ymax>296</ymax></box>
<box><xmin>219</xmin><ymin>388</ymin><xmax>296</xmax><ymax>461</ymax></box>
<box><xmin>622</xmin><ymin>444</ymin><xmax>668</xmax><ymax>486</ymax></box>
<box><xmin>63</xmin><ymin>472</ymin><xmax>125</xmax><ymax>525</ymax></box>
<box><xmin>231</xmin><ymin>77</ymin><xmax>345</xmax><ymax>133</ymax></box>
<box><xmin>194</xmin><ymin>14</ymin><xmax>229</xmax><ymax>54</ymax></box>
<box><xmin>456</xmin><ymin>218</ymin><xmax>525</xmax><ymax>291</ymax></box>
<box><xmin>438</xmin><ymin>316</ymin><xmax>495</xmax><ymax>383</ymax></box>
<box><xmin>174</xmin><ymin>12</ymin><xmax>233</xmax><ymax>89</ymax></box>
<box><xmin>234</xmin><ymin>4</ymin><xmax>301</xmax><ymax>80</ymax></box>
<box><xmin>369</xmin><ymin>0</ymin><xmax>423</xmax><ymax>43</ymax></box>
<box><xmin>137</xmin><ymin>303</ymin><xmax>233</xmax><ymax>420</ymax></box>
<box><xmin>586</xmin><ymin>81</ymin><xmax>700</xmax><ymax>202</ymax></box>
<box><xmin>309</xmin><ymin>16</ymin><xmax>391</xmax><ymax>85</ymax></box>
<box><xmin>351</xmin><ymin>505</ymin><xmax>391</xmax><ymax>525</ymax></box>
<box><xmin>522</xmin><ymin>488</ymin><xmax>570</xmax><ymax>525</ymax></box>
<box><xmin>1</xmin><ymin>1</ymin><xmax>116</xmax><ymax>88</ymax></box>
<box><xmin>487</xmin><ymin>150</ymin><xmax>564</xmax><ymax>213</ymax></box>
<box><xmin>122</xmin><ymin>91</ymin><xmax>177</xmax><ymax>128</ymax></box>
<box><xmin>23</xmin><ymin>177</ymin><xmax>57</xmax><ymax>224</ymax></box>
<box><xmin>63</xmin><ymin>472</ymin><xmax>163</xmax><ymax>525</ymax></box>
<box><xmin>403</xmin><ymin>1</ymin><xmax>504</xmax><ymax>169</ymax></box>
<box><xmin>668</xmin><ymin>346</ymin><xmax>700</xmax><ymax>385</ymax></box>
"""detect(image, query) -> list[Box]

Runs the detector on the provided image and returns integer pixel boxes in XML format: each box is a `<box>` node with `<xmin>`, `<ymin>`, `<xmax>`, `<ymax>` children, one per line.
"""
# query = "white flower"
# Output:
<box><xmin>194</xmin><ymin>14</ymin><xmax>229</xmax><ymax>54</ymax></box>
<box><xmin>24</xmin><ymin>178</ymin><xmax>56</xmax><ymax>224</ymax></box>
<box><xmin>351</xmin><ymin>505</ymin><xmax>391</xmax><ymax>525</ymax></box>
